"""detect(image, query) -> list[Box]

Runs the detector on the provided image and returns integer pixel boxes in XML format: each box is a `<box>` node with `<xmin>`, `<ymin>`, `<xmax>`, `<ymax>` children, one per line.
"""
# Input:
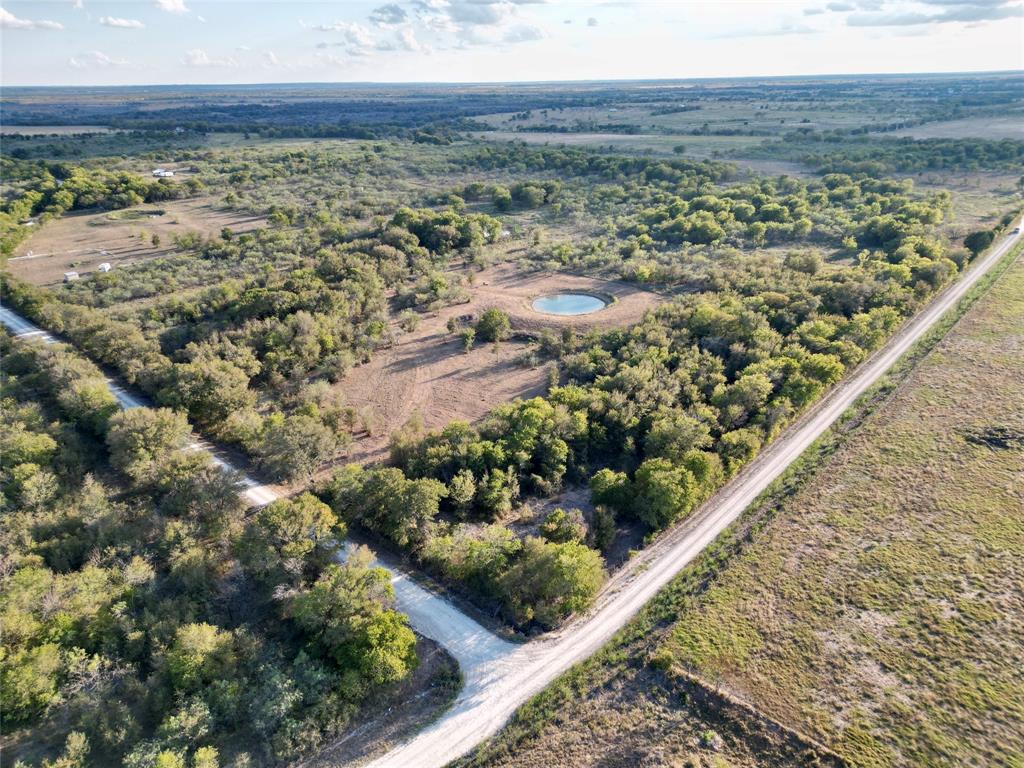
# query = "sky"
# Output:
<box><xmin>1</xmin><ymin>0</ymin><xmax>1022</xmax><ymax>86</ymax></box>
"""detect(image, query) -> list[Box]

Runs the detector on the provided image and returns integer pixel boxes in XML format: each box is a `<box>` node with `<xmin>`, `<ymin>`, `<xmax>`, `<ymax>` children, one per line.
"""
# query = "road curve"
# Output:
<box><xmin>364</xmin><ymin>227</ymin><xmax>1022</xmax><ymax>768</ymax></box>
<box><xmin>0</xmin><ymin>304</ymin><xmax>513</xmax><ymax>675</ymax></box>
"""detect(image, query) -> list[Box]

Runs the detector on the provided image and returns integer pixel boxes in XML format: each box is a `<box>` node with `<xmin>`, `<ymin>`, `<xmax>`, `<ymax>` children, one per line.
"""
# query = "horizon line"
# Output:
<box><xmin>4</xmin><ymin>67</ymin><xmax>1022</xmax><ymax>91</ymax></box>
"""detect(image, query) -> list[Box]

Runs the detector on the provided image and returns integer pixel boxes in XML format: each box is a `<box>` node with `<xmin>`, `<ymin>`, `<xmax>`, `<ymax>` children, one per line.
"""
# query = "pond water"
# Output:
<box><xmin>532</xmin><ymin>293</ymin><xmax>608</xmax><ymax>316</ymax></box>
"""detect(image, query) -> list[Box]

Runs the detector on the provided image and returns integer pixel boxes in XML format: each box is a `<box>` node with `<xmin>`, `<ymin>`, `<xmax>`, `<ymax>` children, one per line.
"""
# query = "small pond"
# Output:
<box><xmin>532</xmin><ymin>293</ymin><xmax>608</xmax><ymax>316</ymax></box>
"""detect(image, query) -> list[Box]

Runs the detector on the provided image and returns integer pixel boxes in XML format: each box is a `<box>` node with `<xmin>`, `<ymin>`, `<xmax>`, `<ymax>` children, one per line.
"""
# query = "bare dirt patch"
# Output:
<box><xmin>337</xmin><ymin>323</ymin><xmax>546</xmax><ymax>467</ymax></box>
<box><xmin>337</xmin><ymin>265</ymin><xmax>662</xmax><ymax>465</ymax></box>
<box><xmin>471</xmin><ymin>263</ymin><xmax>660</xmax><ymax>333</ymax></box>
<box><xmin>7</xmin><ymin>198</ymin><xmax>265</xmax><ymax>285</ymax></box>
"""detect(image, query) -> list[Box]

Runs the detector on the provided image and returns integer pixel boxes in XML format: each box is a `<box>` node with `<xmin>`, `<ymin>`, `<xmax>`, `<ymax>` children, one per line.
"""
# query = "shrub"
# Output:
<box><xmin>475</xmin><ymin>309</ymin><xmax>511</xmax><ymax>343</ymax></box>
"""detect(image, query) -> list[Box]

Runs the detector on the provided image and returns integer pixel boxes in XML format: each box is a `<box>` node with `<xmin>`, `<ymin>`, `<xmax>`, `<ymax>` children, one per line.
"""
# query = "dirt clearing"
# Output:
<box><xmin>338</xmin><ymin>264</ymin><xmax>662</xmax><ymax>465</ymax></box>
<box><xmin>7</xmin><ymin>198</ymin><xmax>265</xmax><ymax>285</ymax></box>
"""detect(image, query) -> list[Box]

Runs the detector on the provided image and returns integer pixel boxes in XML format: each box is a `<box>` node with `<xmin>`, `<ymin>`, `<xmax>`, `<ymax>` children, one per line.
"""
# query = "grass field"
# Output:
<box><xmin>652</xmin><ymin>246</ymin><xmax>1024</xmax><ymax>766</ymax></box>
<box><xmin>477</xmin><ymin>99</ymin><xmax>912</xmax><ymax>138</ymax></box>
<box><xmin>890</xmin><ymin>115</ymin><xmax>1024</xmax><ymax>140</ymax></box>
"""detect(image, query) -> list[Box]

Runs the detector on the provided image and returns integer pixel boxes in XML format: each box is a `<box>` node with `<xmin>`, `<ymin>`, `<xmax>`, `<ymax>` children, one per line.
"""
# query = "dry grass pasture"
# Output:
<box><xmin>890</xmin><ymin>115</ymin><xmax>1024</xmax><ymax>140</ymax></box>
<box><xmin>461</xmin><ymin>661</ymin><xmax>839</xmax><ymax>768</ymax></box>
<box><xmin>651</xmin><ymin>249</ymin><xmax>1024</xmax><ymax>766</ymax></box>
<box><xmin>7</xmin><ymin>198</ymin><xmax>265</xmax><ymax>285</ymax></box>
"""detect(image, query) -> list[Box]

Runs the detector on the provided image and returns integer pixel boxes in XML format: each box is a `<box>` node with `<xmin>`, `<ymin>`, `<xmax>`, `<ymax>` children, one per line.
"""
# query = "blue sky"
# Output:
<box><xmin>1</xmin><ymin>0</ymin><xmax>1022</xmax><ymax>86</ymax></box>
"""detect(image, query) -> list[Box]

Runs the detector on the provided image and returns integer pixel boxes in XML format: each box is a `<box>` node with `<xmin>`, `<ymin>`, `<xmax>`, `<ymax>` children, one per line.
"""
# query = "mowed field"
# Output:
<box><xmin>651</xmin><ymin>249</ymin><xmax>1024</xmax><ymax>766</ymax></box>
<box><xmin>6</xmin><ymin>198</ymin><xmax>266</xmax><ymax>285</ymax></box>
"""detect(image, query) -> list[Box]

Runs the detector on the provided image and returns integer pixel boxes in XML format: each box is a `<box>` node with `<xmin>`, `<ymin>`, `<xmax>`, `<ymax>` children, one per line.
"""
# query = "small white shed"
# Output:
<box><xmin>63</xmin><ymin>271</ymin><xmax>80</xmax><ymax>282</ymax></box>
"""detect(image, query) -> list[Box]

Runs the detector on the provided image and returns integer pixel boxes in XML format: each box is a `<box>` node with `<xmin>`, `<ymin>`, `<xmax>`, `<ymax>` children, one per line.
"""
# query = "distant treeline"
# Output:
<box><xmin>752</xmin><ymin>134</ymin><xmax>1024</xmax><ymax>173</ymax></box>
<box><xmin>807</xmin><ymin>137</ymin><xmax>1024</xmax><ymax>174</ymax></box>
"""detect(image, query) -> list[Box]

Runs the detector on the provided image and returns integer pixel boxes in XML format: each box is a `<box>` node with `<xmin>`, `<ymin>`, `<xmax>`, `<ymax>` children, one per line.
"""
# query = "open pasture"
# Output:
<box><xmin>7</xmin><ymin>198</ymin><xmax>265</xmax><ymax>285</ymax></box>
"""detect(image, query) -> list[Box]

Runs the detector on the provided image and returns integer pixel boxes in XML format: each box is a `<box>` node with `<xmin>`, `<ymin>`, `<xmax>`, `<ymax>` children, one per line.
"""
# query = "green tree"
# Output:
<box><xmin>165</xmin><ymin>623</ymin><xmax>236</xmax><ymax>692</ymax></box>
<box><xmin>448</xmin><ymin>468</ymin><xmax>476</xmax><ymax>515</ymax></box>
<box><xmin>0</xmin><ymin>643</ymin><xmax>62</xmax><ymax>722</ymax></box>
<box><xmin>589</xmin><ymin>468</ymin><xmax>632</xmax><ymax>514</ymax></box>
<box><xmin>0</xmin><ymin>425</ymin><xmax>58</xmax><ymax>466</ymax></box>
<box><xmin>500</xmin><ymin>537</ymin><xmax>605</xmax><ymax>628</ymax></box>
<box><xmin>540</xmin><ymin>507</ymin><xmax>587</xmax><ymax>544</ymax></box>
<box><xmin>241</xmin><ymin>493</ymin><xmax>340</xmax><ymax>583</ymax></box>
<box><xmin>491</xmin><ymin>185</ymin><xmax>513</xmax><ymax>211</ymax></box>
<box><xmin>192</xmin><ymin>747</ymin><xmax>219</xmax><ymax>768</ymax></box>
<box><xmin>459</xmin><ymin>327</ymin><xmax>476</xmax><ymax>352</ymax></box>
<box><xmin>718</xmin><ymin>427</ymin><xmax>763</xmax><ymax>476</ymax></box>
<box><xmin>43</xmin><ymin>732</ymin><xmax>90</xmax><ymax>768</ymax></box>
<box><xmin>291</xmin><ymin>547</ymin><xmax>417</xmax><ymax>685</ymax></box>
<box><xmin>475</xmin><ymin>309</ymin><xmax>511</xmax><ymax>343</ymax></box>
<box><xmin>963</xmin><ymin>229</ymin><xmax>995</xmax><ymax>256</ymax></box>
<box><xmin>644</xmin><ymin>411</ymin><xmax>713</xmax><ymax>461</ymax></box>
<box><xmin>256</xmin><ymin>413</ymin><xmax>338</xmax><ymax>482</ymax></box>
<box><xmin>106</xmin><ymin>408</ymin><xmax>191</xmax><ymax>485</ymax></box>
<box><xmin>633</xmin><ymin>458</ymin><xmax>699</xmax><ymax>530</ymax></box>
<box><xmin>327</xmin><ymin>466</ymin><xmax>443</xmax><ymax>550</ymax></box>
<box><xmin>159</xmin><ymin>360</ymin><xmax>254</xmax><ymax>430</ymax></box>
<box><xmin>475</xmin><ymin>467</ymin><xmax>518</xmax><ymax>519</ymax></box>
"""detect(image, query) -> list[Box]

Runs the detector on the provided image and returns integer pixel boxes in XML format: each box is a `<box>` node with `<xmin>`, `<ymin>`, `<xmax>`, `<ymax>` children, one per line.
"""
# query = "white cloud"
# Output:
<box><xmin>448</xmin><ymin>1</ymin><xmax>512</xmax><ymax>26</ymax></box>
<box><xmin>503</xmin><ymin>23</ymin><xmax>544</xmax><ymax>42</ymax></box>
<box><xmin>100</xmin><ymin>16</ymin><xmax>145</xmax><ymax>29</ymax></box>
<box><xmin>311</xmin><ymin>20</ymin><xmax>378</xmax><ymax>55</ymax></box>
<box><xmin>396</xmin><ymin>27</ymin><xmax>424</xmax><ymax>50</ymax></box>
<box><xmin>312</xmin><ymin>20</ymin><xmax>375</xmax><ymax>45</ymax></box>
<box><xmin>183</xmin><ymin>48</ymin><xmax>237</xmax><ymax>67</ymax></box>
<box><xmin>263</xmin><ymin>50</ymin><xmax>281</xmax><ymax>66</ymax></box>
<box><xmin>197</xmin><ymin>14</ymin><xmax>206</xmax><ymax>22</ymax></box>
<box><xmin>155</xmin><ymin>0</ymin><xmax>189</xmax><ymax>14</ymax></box>
<box><xmin>69</xmin><ymin>50</ymin><xmax>130</xmax><ymax>68</ymax></box>
<box><xmin>370</xmin><ymin>3</ymin><xmax>408</xmax><ymax>26</ymax></box>
<box><xmin>72</xmin><ymin>0</ymin><xmax>84</xmax><ymax>9</ymax></box>
<box><xmin>1</xmin><ymin>8</ymin><xmax>64</xmax><ymax>30</ymax></box>
<box><xmin>316</xmin><ymin>51</ymin><xmax>348</xmax><ymax>68</ymax></box>
<box><xmin>848</xmin><ymin>2</ymin><xmax>1023</xmax><ymax>26</ymax></box>
<box><xmin>405</xmin><ymin>0</ymin><xmax>553</xmax><ymax>46</ymax></box>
